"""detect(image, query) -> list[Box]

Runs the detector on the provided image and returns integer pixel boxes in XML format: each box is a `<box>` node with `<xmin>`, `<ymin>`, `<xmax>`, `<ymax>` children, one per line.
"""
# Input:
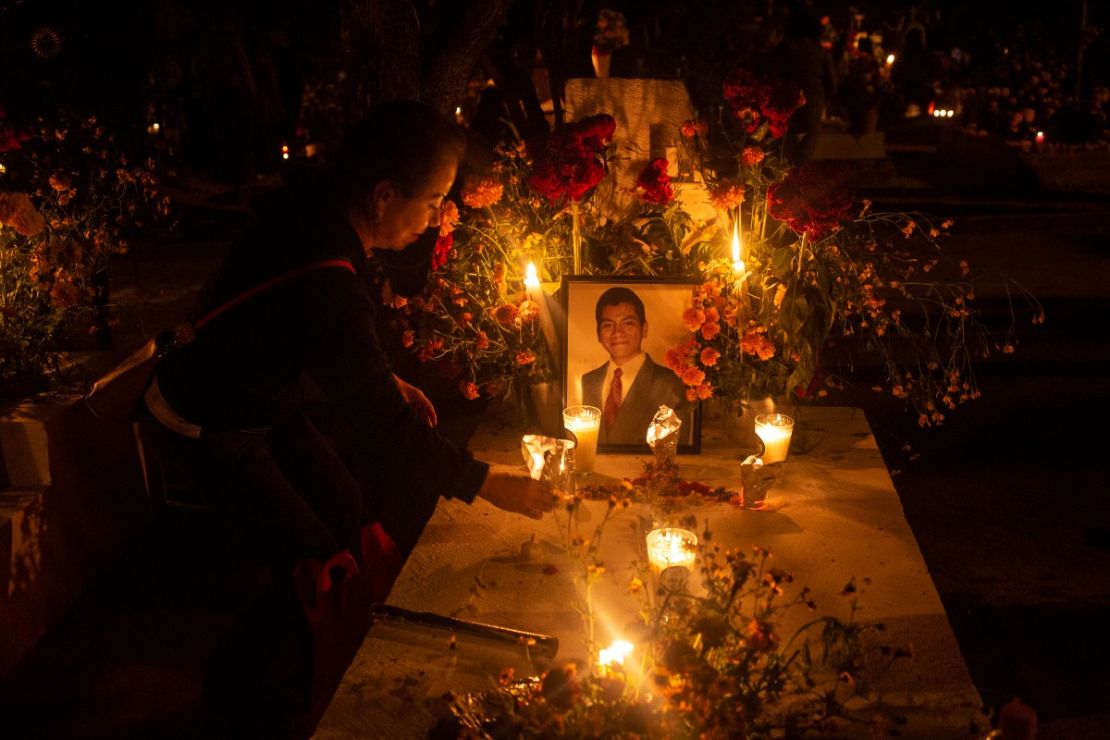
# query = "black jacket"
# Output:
<box><xmin>156</xmin><ymin>172</ymin><xmax>487</xmax><ymax>505</ymax></box>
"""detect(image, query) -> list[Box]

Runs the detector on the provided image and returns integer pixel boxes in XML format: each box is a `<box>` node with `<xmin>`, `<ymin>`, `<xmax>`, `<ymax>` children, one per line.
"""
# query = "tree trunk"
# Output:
<box><xmin>422</xmin><ymin>0</ymin><xmax>514</xmax><ymax>116</ymax></box>
<box><xmin>340</xmin><ymin>0</ymin><xmax>514</xmax><ymax>121</ymax></box>
<box><xmin>340</xmin><ymin>0</ymin><xmax>420</xmax><ymax>122</ymax></box>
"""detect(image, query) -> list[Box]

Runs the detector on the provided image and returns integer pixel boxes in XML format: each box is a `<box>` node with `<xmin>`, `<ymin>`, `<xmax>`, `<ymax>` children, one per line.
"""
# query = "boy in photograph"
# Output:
<box><xmin>581</xmin><ymin>287</ymin><xmax>691</xmax><ymax>445</ymax></box>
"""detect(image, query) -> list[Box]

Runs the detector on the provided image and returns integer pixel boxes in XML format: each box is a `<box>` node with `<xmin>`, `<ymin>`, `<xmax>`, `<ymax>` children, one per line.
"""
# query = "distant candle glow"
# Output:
<box><xmin>598</xmin><ymin>640</ymin><xmax>634</xmax><ymax>669</ymax></box>
<box><xmin>886</xmin><ymin>53</ymin><xmax>895</xmax><ymax>66</ymax></box>
<box><xmin>281</xmin><ymin>143</ymin><xmax>290</xmax><ymax>160</ymax></box>
<box><xmin>524</xmin><ymin>261</ymin><xmax>540</xmax><ymax>290</ymax></box>
<box><xmin>731</xmin><ymin>220</ymin><xmax>745</xmax><ymax>275</ymax></box>
<box><xmin>1035</xmin><ymin>131</ymin><xmax>1045</xmax><ymax>145</ymax></box>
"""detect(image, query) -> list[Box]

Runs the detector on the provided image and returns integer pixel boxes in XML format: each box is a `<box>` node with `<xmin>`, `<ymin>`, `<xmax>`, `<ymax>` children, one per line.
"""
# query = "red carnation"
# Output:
<box><xmin>636</xmin><ymin>158</ymin><xmax>674</xmax><ymax>205</ymax></box>
<box><xmin>527</xmin><ymin>114</ymin><xmax>615</xmax><ymax>206</ymax></box>
<box><xmin>431</xmin><ymin>233</ymin><xmax>454</xmax><ymax>270</ymax></box>
<box><xmin>767</xmin><ymin>161</ymin><xmax>855</xmax><ymax>240</ymax></box>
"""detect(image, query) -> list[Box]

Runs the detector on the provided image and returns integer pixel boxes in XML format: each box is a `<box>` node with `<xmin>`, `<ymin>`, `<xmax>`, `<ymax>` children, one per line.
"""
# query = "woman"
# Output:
<box><xmin>141</xmin><ymin>101</ymin><xmax>552</xmax><ymax>574</ymax></box>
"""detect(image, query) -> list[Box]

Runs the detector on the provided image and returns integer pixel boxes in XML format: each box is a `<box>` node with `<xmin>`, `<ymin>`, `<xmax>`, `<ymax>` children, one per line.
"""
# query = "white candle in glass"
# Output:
<box><xmin>646</xmin><ymin>528</ymin><xmax>698</xmax><ymax>572</ymax></box>
<box><xmin>754</xmin><ymin>413</ymin><xmax>794</xmax><ymax>464</ymax></box>
<box><xmin>563</xmin><ymin>405</ymin><xmax>601</xmax><ymax>473</ymax></box>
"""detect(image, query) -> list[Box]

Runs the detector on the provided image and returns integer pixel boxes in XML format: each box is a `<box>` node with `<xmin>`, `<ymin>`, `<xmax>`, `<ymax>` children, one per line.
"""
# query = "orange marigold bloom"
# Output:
<box><xmin>682</xmin><ymin>307</ymin><xmax>706</xmax><ymax>332</ymax></box>
<box><xmin>700</xmin><ymin>321</ymin><xmax>721</xmax><ymax>341</ymax></box>
<box><xmin>699</xmin><ymin>347</ymin><xmax>720</xmax><ymax>367</ymax></box>
<box><xmin>401</xmin><ymin>329</ymin><xmax>415</xmax><ymax>348</ymax></box>
<box><xmin>492</xmin><ymin>303</ymin><xmax>519</xmax><ymax>326</ymax></box>
<box><xmin>741</xmin><ymin>147</ymin><xmax>765</xmax><ymax>167</ymax></box>
<box><xmin>680</xmin><ymin>119</ymin><xmax>709</xmax><ymax>138</ymax></box>
<box><xmin>680</xmin><ymin>366</ymin><xmax>705</xmax><ymax>386</ymax></box>
<box><xmin>709</xmin><ymin>181</ymin><xmax>745</xmax><ymax>211</ymax></box>
<box><xmin>516</xmin><ymin>350</ymin><xmax>537</xmax><ymax>366</ymax></box>
<box><xmin>695</xmin><ymin>382</ymin><xmax>714</xmax><ymax>400</ymax></box>
<box><xmin>740</xmin><ymin>331</ymin><xmax>775</xmax><ymax>360</ymax></box>
<box><xmin>439</xmin><ymin>199</ymin><xmax>459</xmax><ymax>236</ymax></box>
<box><xmin>48</xmin><ymin>172</ymin><xmax>72</xmax><ymax>191</ymax></box>
<box><xmin>475</xmin><ymin>331</ymin><xmax>490</xmax><ymax>350</ymax></box>
<box><xmin>461</xmin><ymin>176</ymin><xmax>503</xmax><ymax>208</ymax></box>
<box><xmin>459</xmin><ymin>381</ymin><xmax>480</xmax><ymax>400</ymax></box>
<box><xmin>664</xmin><ymin>347</ymin><xmax>687</xmax><ymax>372</ymax></box>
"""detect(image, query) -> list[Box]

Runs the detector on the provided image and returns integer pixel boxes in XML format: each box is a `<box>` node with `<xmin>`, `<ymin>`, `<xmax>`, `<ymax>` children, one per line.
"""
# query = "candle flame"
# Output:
<box><xmin>598</xmin><ymin>639</ymin><xmax>634</xmax><ymax>668</ymax></box>
<box><xmin>731</xmin><ymin>221</ymin><xmax>745</xmax><ymax>274</ymax></box>
<box><xmin>886</xmin><ymin>53</ymin><xmax>895</xmax><ymax>66</ymax></box>
<box><xmin>524</xmin><ymin>261</ymin><xmax>540</xmax><ymax>289</ymax></box>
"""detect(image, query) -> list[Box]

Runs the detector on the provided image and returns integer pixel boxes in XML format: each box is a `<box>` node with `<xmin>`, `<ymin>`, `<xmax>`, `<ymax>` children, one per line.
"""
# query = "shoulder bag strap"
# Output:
<box><xmin>191</xmin><ymin>258</ymin><xmax>356</xmax><ymax>333</ymax></box>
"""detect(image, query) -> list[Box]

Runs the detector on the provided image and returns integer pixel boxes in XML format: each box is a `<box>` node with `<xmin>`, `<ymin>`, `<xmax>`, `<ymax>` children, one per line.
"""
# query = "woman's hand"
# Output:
<box><xmin>477</xmin><ymin>463</ymin><xmax>556</xmax><ymax>520</ymax></box>
<box><xmin>393</xmin><ymin>373</ymin><xmax>437</xmax><ymax>427</ymax></box>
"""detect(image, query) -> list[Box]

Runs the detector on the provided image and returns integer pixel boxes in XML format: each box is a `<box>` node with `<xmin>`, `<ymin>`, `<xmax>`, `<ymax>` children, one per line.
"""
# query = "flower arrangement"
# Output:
<box><xmin>440</xmin><ymin>474</ymin><xmax>912</xmax><ymax>737</ymax></box>
<box><xmin>0</xmin><ymin>111</ymin><xmax>167</xmax><ymax>390</ymax></box>
<box><xmin>383</xmin><ymin>61</ymin><xmax>1038</xmax><ymax>428</ymax></box>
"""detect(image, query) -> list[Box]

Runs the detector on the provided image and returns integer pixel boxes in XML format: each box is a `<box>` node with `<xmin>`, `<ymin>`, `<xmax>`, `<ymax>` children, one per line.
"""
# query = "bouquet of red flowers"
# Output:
<box><xmin>766</xmin><ymin>160</ymin><xmax>856</xmax><ymax>240</ymax></box>
<box><xmin>527</xmin><ymin>114</ymin><xmax>616</xmax><ymax>205</ymax></box>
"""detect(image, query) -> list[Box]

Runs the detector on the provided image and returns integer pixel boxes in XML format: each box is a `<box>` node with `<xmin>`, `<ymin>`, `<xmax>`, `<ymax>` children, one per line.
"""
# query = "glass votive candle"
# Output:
<box><xmin>754</xmin><ymin>413</ymin><xmax>794</xmax><ymax>464</ymax></box>
<box><xmin>646</xmin><ymin>528</ymin><xmax>698</xmax><ymax>572</ymax></box>
<box><xmin>562</xmin><ymin>405</ymin><xmax>601</xmax><ymax>474</ymax></box>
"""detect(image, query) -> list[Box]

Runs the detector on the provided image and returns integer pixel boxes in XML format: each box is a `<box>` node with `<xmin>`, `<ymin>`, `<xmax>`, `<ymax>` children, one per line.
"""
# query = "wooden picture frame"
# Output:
<box><xmin>562</xmin><ymin>276</ymin><xmax>701</xmax><ymax>454</ymax></box>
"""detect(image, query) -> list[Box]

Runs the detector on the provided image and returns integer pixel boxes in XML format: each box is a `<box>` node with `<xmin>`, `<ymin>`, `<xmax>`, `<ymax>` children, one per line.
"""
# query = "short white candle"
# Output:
<box><xmin>754</xmin><ymin>413</ymin><xmax>794</xmax><ymax>464</ymax></box>
<box><xmin>563</xmin><ymin>405</ymin><xmax>601</xmax><ymax>474</ymax></box>
<box><xmin>646</xmin><ymin>528</ymin><xmax>698</xmax><ymax>572</ymax></box>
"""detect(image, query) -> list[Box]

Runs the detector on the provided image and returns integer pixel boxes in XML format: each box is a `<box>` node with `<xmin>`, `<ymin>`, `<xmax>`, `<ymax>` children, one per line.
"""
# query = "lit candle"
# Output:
<box><xmin>731</xmin><ymin>219</ymin><xmax>745</xmax><ymax>277</ymax></box>
<box><xmin>753</xmin><ymin>413</ymin><xmax>794</xmax><ymax>464</ymax></box>
<box><xmin>886</xmin><ymin>53</ymin><xmax>895</xmax><ymax>66</ymax></box>
<box><xmin>646</xmin><ymin>528</ymin><xmax>697</xmax><ymax>572</ymax></box>
<box><xmin>1035</xmin><ymin>130</ymin><xmax>1045</xmax><ymax>145</ymax></box>
<box><xmin>524</xmin><ymin>262</ymin><xmax>560</xmax><ymax>370</ymax></box>
<box><xmin>597</xmin><ymin>639</ymin><xmax>633</xmax><ymax>671</ymax></box>
<box><xmin>562</xmin><ymin>405</ymin><xmax>600</xmax><ymax>474</ymax></box>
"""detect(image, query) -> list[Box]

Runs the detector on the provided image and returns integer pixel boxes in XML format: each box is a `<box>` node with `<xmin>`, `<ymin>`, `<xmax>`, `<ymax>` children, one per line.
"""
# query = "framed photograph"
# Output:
<box><xmin>562</xmin><ymin>276</ymin><xmax>701</xmax><ymax>454</ymax></box>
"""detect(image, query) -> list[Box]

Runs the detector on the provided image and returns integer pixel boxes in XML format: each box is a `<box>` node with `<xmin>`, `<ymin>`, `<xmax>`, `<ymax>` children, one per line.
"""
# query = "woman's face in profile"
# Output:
<box><xmin>375</xmin><ymin>160</ymin><xmax>458</xmax><ymax>250</ymax></box>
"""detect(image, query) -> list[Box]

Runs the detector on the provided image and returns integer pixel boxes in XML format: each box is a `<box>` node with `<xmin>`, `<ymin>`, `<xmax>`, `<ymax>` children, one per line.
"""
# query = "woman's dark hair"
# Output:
<box><xmin>334</xmin><ymin>101</ymin><xmax>466</xmax><ymax>201</ymax></box>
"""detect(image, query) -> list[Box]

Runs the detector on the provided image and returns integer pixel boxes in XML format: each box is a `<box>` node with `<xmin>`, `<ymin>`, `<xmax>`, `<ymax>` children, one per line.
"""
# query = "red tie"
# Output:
<box><xmin>603</xmin><ymin>367</ymin><xmax>622</xmax><ymax>431</ymax></box>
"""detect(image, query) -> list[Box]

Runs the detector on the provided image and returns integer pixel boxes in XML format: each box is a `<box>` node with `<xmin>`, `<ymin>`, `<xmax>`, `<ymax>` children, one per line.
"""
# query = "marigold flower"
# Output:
<box><xmin>680</xmin><ymin>119</ymin><xmax>708</xmax><ymax>138</ymax></box>
<box><xmin>741</xmin><ymin>146</ymin><xmax>765</xmax><ymax>167</ymax></box>
<box><xmin>664</xmin><ymin>347</ymin><xmax>687</xmax><ymax>372</ymax></box>
<box><xmin>708</xmin><ymin>181</ymin><xmax>745</xmax><ymax>211</ymax></box>
<box><xmin>461</xmin><ymin>176</ymin><xmax>503</xmax><ymax>209</ymax></box>
<box><xmin>492</xmin><ymin>303</ymin><xmax>518</xmax><ymax>326</ymax></box>
<box><xmin>475</xmin><ymin>331</ymin><xmax>490</xmax><ymax>350</ymax></box>
<box><xmin>48</xmin><ymin>172</ymin><xmax>72</xmax><ymax>191</ymax></box>
<box><xmin>680</xmin><ymin>366</ymin><xmax>705</xmax><ymax>386</ymax></box>
<box><xmin>699</xmin><ymin>347</ymin><xmax>720</xmax><ymax>367</ymax></box>
<box><xmin>431</xmin><ymin>233</ymin><xmax>453</xmax><ymax>270</ymax></box>
<box><xmin>439</xmin><ymin>199</ymin><xmax>459</xmax><ymax>235</ymax></box>
<box><xmin>459</xmin><ymin>380</ymin><xmax>480</xmax><ymax>400</ymax></box>
<box><xmin>700</xmin><ymin>321</ymin><xmax>721</xmax><ymax>341</ymax></box>
<box><xmin>682</xmin><ymin>307</ymin><xmax>706</xmax><ymax>332</ymax></box>
<box><xmin>695</xmin><ymin>382</ymin><xmax>714</xmax><ymax>400</ymax></box>
<box><xmin>49</xmin><ymin>271</ymin><xmax>81</xmax><ymax>309</ymax></box>
<box><xmin>401</xmin><ymin>329</ymin><xmax>415</xmax><ymax>348</ymax></box>
<box><xmin>516</xmin><ymin>350</ymin><xmax>537</xmax><ymax>366</ymax></box>
<box><xmin>740</xmin><ymin>331</ymin><xmax>775</xmax><ymax>360</ymax></box>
